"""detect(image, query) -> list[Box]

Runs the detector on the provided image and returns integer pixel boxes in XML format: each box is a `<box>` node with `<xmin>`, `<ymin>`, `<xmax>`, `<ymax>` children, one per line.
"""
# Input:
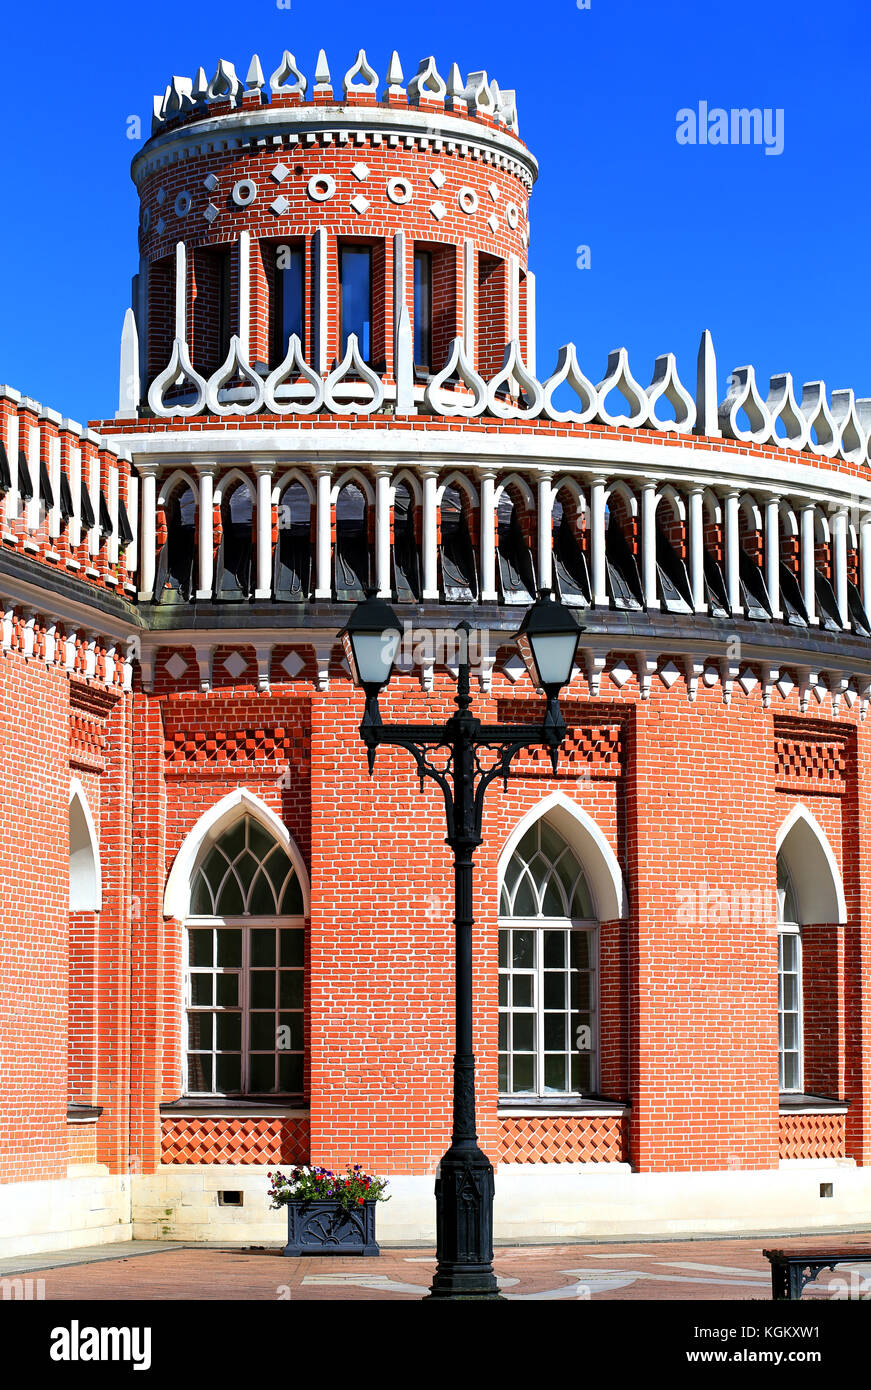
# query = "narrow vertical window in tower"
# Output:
<box><xmin>777</xmin><ymin>855</ymin><xmax>802</xmax><ymax>1094</ymax></box>
<box><xmin>413</xmin><ymin>248</ymin><xmax>433</xmax><ymax>374</ymax></box>
<box><xmin>339</xmin><ymin>245</ymin><xmax>372</xmax><ymax>362</ymax></box>
<box><xmin>270</xmin><ymin>241</ymin><xmax>305</xmax><ymax>366</ymax></box>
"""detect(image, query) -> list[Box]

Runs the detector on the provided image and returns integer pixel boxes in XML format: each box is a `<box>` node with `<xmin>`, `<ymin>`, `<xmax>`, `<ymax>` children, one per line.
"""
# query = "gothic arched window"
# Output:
<box><xmin>185</xmin><ymin>815</ymin><xmax>305</xmax><ymax>1098</ymax></box>
<box><xmin>499</xmin><ymin>820</ymin><xmax>598</xmax><ymax>1098</ymax></box>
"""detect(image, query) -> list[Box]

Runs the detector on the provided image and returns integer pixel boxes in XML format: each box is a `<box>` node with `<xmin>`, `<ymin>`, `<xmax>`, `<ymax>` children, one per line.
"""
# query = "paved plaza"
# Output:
<box><xmin>6</xmin><ymin>1231</ymin><xmax>871</xmax><ymax>1301</ymax></box>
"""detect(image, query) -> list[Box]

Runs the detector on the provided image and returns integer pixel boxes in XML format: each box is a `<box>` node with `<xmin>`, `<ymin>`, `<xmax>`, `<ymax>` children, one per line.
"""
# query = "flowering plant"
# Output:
<box><xmin>268</xmin><ymin>1164</ymin><xmax>389</xmax><ymax>1211</ymax></box>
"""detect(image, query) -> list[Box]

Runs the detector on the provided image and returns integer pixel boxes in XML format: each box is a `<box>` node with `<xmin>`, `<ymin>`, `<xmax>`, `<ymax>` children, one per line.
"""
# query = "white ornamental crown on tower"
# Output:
<box><xmin>151</xmin><ymin>49</ymin><xmax>520</xmax><ymax>136</ymax></box>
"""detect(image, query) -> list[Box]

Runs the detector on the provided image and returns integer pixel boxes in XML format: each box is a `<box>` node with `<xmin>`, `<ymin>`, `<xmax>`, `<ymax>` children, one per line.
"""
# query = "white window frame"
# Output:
<box><xmin>183</xmin><ymin>913</ymin><xmax>306</xmax><ymax>1098</ymax></box>
<box><xmin>498</xmin><ymin>916</ymin><xmax>600</xmax><ymax>1099</ymax></box>
<box><xmin>777</xmin><ymin>921</ymin><xmax>803</xmax><ymax>1094</ymax></box>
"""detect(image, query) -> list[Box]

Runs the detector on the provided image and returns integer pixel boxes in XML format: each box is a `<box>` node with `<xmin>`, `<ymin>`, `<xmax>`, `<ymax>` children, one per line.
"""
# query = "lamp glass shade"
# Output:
<box><xmin>339</xmin><ymin>593</ymin><xmax>403</xmax><ymax>692</ymax></box>
<box><xmin>515</xmin><ymin>592</ymin><xmax>581</xmax><ymax>693</ymax></box>
<box><xmin>519</xmin><ymin>630</ymin><xmax>577</xmax><ymax>690</ymax></box>
<box><xmin>345</xmin><ymin>629</ymin><xmax>401</xmax><ymax>690</ymax></box>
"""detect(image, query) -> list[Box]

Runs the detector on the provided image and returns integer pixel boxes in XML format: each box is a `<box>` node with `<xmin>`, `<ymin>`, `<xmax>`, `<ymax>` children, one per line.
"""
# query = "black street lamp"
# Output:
<box><xmin>340</xmin><ymin>590</ymin><xmax>582</xmax><ymax>1299</ymax></box>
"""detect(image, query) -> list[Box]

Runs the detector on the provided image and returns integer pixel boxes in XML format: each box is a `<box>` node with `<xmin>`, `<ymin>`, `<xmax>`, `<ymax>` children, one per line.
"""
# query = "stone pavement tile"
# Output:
<box><xmin>14</xmin><ymin>1230</ymin><xmax>871</xmax><ymax>1301</ymax></box>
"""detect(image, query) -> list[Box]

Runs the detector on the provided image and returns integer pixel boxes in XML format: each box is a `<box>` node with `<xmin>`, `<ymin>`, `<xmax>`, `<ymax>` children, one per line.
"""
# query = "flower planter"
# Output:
<box><xmin>282</xmin><ymin>1198</ymin><xmax>380</xmax><ymax>1257</ymax></box>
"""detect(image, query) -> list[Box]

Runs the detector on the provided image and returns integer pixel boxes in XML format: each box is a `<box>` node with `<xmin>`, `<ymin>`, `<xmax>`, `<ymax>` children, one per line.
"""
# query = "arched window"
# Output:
<box><xmin>185</xmin><ymin>815</ymin><xmax>305</xmax><ymax>1098</ymax></box>
<box><xmin>777</xmin><ymin>852</ymin><xmax>802</xmax><ymax>1093</ymax></box>
<box><xmin>499</xmin><ymin>820</ymin><xmax>597</xmax><ymax>1098</ymax></box>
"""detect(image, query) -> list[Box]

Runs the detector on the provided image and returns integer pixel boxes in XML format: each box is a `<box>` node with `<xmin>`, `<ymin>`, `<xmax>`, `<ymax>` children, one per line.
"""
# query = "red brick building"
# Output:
<box><xmin>2</xmin><ymin>45</ymin><xmax>871</xmax><ymax>1255</ymax></box>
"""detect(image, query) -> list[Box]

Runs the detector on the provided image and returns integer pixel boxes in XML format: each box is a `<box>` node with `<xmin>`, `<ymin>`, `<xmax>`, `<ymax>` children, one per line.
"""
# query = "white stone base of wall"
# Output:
<box><xmin>131</xmin><ymin>1158</ymin><xmax>871</xmax><ymax>1246</ymax></box>
<box><xmin>3</xmin><ymin>1160</ymin><xmax>871</xmax><ymax>1258</ymax></box>
<box><xmin>0</xmin><ymin>1165</ymin><xmax>132</xmax><ymax>1258</ymax></box>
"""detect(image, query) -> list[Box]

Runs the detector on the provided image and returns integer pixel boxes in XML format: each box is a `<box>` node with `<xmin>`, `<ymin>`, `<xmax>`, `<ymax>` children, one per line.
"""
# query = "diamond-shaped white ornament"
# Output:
<box><xmin>166</xmin><ymin>653</ymin><xmax>188</xmax><ymax>681</ymax></box>
<box><xmin>203</xmin><ymin>173</ymin><xmax>219</xmax><ymax>192</ymax></box>
<box><xmin>738</xmin><ymin>668</ymin><xmax>758</xmax><ymax>695</ymax></box>
<box><xmin>488</xmin><ymin>182</ymin><xmax>500</xmax><ymax>202</ymax></box>
<box><xmin>658</xmin><ymin>660</ymin><xmax>681</xmax><ymax>690</ymax></box>
<box><xmin>224</xmin><ymin>651</ymin><xmax>247</xmax><ymax>679</ymax></box>
<box><xmin>777</xmin><ymin>674</ymin><xmax>794</xmax><ymax>698</ymax></box>
<box><xmin>156</xmin><ymin>187</ymin><xmax>166</xmax><ymax>205</ymax></box>
<box><xmin>271</xmin><ymin>163</ymin><xmax>289</xmax><ymax>183</ymax></box>
<box><xmin>350</xmin><ymin>194</ymin><xmax>370</xmax><ymax>215</ymax></box>
<box><xmin>156</xmin><ymin>217</ymin><xmax>166</xmax><ymax>235</ymax></box>
<box><xmin>281</xmin><ymin>650</ymin><xmax>305</xmax><ymax>679</ymax></box>
<box><xmin>271</xmin><ymin>195</ymin><xmax>290</xmax><ymax>215</ymax></box>
<box><xmin>351</xmin><ymin>162</ymin><xmax>370</xmax><ymax>181</ymax></box>
<box><xmin>430</xmin><ymin>168</ymin><xmax>446</xmax><ymax>188</ymax></box>
<box><xmin>430</xmin><ymin>200</ymin><xmax>447</xmax><ymax>221</ymax></box>
<box><xmin>502</xmin><ymin>655</ymin><xmax>526</xmax><ymax>684</ymax></box>
<box><xmin>203</xmin><ymin>203</ymin><xmax>219</xmax><ymax>224</ymax></box>
<box><xmin>610</xmin><ymin>659</ymin><xmax>632</xmax><ymax>689</ymax></box>
<box><xmin>487</xmin><ymin>212</ymin><xmax>499</xmax><ymax>233</ymax></box>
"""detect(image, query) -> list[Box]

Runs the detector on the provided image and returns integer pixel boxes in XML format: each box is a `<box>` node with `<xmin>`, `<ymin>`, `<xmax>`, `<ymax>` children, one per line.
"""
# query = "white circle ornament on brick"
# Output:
<box><xmin>505</xmin><ymin>201</ymin><xmax>519</xmax><ymax>230</ymax></box>
<box><xmin>458</xmin><ymin>186</ymin><xmax>479</xmax><ymax>215</ymax></box>
<box><xmin>386</xmin><ymin>176</ymin><xmax>413</xmax><ymax>205</ymax></box>
<box><xmin>307</xmin><ymin>173</ymin><xmax>336</xmax><ymax>203</ymax></box>
<box><xmin>232</xmin><ymin>179</ymin><xmax>258</xmax><ymax>208</ymax></box>
<box><xmin>174</xmin><ymin>191</ymin><xmax>192</xmax><ymax>218</ymax></box>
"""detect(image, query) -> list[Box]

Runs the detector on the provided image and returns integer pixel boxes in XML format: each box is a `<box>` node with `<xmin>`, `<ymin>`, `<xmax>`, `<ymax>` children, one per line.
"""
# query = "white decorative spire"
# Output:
<box><xmin>446</xmin><ymin>63</ymin><xmax>465</xmax><ymax>109</ymax></box>
<box><xmin>207</xmin><ymin>59</ymin><xmax>242</xmax><ymax>103</ymax></box>
<box><xmin>314</xmin><ymin>49</ymin><xmax>332</xmax><ymax>94</ymax></box>
<box><xmin>694</xmin><ymin>328</ymin><xmax>720</xmax><ymax>436</ymax></box>
<box><xmin>382</xmin><ymin>51</ymin><xmax>405</xmax><ymax>99</ymax></box>
<box><xmin>465</xmin><ymin>70</ymin><xmax>495</xmax><ymax>115</ymax></box>
<box><xmin>245</xmin><ymin>55</ymin><xmax>266</xmax><ymax>92</ymax></box>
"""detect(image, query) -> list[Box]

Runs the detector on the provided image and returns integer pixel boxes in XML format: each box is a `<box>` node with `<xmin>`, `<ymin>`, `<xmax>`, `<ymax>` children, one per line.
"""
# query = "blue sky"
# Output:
<box><xmin>0</xmin><ymin>0</ymin><xmax>868</xmax><ymax>423</ymax></box>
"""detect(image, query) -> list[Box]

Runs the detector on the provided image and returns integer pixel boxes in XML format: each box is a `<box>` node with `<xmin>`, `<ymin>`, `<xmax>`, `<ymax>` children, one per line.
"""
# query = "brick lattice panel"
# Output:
<box><xmin>163</xmin><ymin>726</ymin><xmax>309</xmax><ymax>771</ymax></box>
<box><xmin>774</xmin><ymin>719</ymin><xmax>848</xmax><ymax>795</ymax></box>
<box><xmin>778</xmin><ymin>1112</ymin><xmax>846</xmax><ymax>1160</ymax></box>
<box><xmin>498</xmin><ymin>1114</ymin><xmax>627</xmax><ymax>1163</ymax></box>
<box><xmin>510</xmin><ymin>724</ymin><xmax>623</xmax><ymax>780</ymax></box>
<box><xmin>161</xmin><ymin>1117</ymin><xmax>310</xmax><ymax>1165</ymax></box>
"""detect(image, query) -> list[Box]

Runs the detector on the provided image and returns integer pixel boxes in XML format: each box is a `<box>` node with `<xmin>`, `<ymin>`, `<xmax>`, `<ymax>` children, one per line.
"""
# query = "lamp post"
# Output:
<box><xmin>340</xmin><ymin>590</ymin><xmax>582</xmax><ymax>1299</ymax></box>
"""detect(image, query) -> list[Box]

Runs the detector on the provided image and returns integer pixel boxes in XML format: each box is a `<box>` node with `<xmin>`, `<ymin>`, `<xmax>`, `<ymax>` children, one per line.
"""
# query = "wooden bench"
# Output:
<box><xmin>762</xmin><ymin>1247</ymin><xmax>871</xmax><ymax>1300</ymax></box>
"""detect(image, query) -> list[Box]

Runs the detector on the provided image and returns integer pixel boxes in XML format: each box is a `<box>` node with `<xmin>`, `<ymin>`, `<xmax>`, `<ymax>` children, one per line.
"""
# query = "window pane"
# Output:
<box><xmin>216</xmin><ymin>1013</ymin><xmax>241</xmax><ymax>1051</ymax></box>
<box><xmin>498</xmin><ymin>1014</ymin><xmax>508</xmax><ymax>1050</ymax></box>
<box><xmin>544</xmin><ymin>1013</ymin><xmax>566</xmax><ymax>1050</ymax></box>
<box><xmin>498</xmin><ymin>931</ymin><xmax>509</xmax><ymax>967</ymax></box>
<box><xmin>783</xmin><ymin>974</ymin><xmax>798</xmax><ymax>1012</ymax></box>
<box><xmin>543</xmin><ymin>932</ymin><xmax>566</xmax><ymax>968</ymax></box>
<box><xmin>274</xmin><ymin>245</ymin><xmax>305</xmax><ymax>360</ymax></box>
<box><xmin>280</xmin><ymin>929</ymin><xmax>305</xmax><ymax>967</ymax></box>
<box><xmin>570</xmin><ymin>933</ymin><xmax>591</xmax><ymax>969</ymax></box>
<box><xmin>513</xmin><ymin>873</ymin><xmax>537</xmax><ymax>917</ymax></box>
<box><xmin>216</xmin><ymin>1054</ymin><xmax>242</xmax><ymax>1092</ymax></box>
<box><xmin>279</xmin><ymin>1054</ymin><xmax>304</xmax><ymax>1092</ymax></box>
<box><xmin>539</xmin><ymin>822</ymin><xmax>565</xmax><ymax>862</ymax></box>
<box><xmin>512</xmin><ymin>931</ymin><xmax>534</xmax><ymax>968</ymax></box>
<box><xmin>414</xmin><ymin>251</ymin><xmax>432</xmax><ymax>370</ymax></box>
<box><xmin>191</xmin><ymin>873</ymin><xmax>213</xmax><ymax>917</ymax></box>
<box><xmin>570</xmin><ymin>973</ymin><xmax>591</xmax><ymax>1011</ymax></box>
<box><xmin>498</xmin><ymin>975</ymin><xmax>509</xmax><ymax>1007</ymax></box>
<box><xmin>513</xmin><ymin>1014</ymin><xmax>535</xmax><ymax>1052</ymax></box>
<box><xmin>216</xmin><ymin>974</ymin><xmax>239</xmax><ymax>1007</ymax></box>
<box><xmin>187</xmin><ymin>1054</ymin><xmax>212</xmax><ymax>1091</ymax></box>
<box><xmin>570</xmin><ymin>877</ymin><xmax>594</xmax><ymax>918</ymax></box>
<box><xmin>280</xmin><ymin>874</ymin><xmax>304</xmax><ymax>915</ymax></box>
<box><xmin>250</xmin><ymin>1053</ymin><xmax>275</xmax><ymax>1092</ymax></box>
<box><xmin>571</xmin><ymin>1052</ymin><xmax>592</xmax><ymax>1092</ymax></box>
<box><xmin>782</xmin><ymin>1052</ymin><xmax>799</xmax><ymax>1091</ymax></box>
<box><xmin>340</xmin><ymin>247</ymin><xmax>372</xmax><ymax>360</ymax></box>
<box><xmin>217</xmin><ymin>930</ymin><xmax>242</xmax><ymax>967</ymax></box>
<box><xmin>278</xmin><ymin>1012</ymin><xmax>303</xmax><ymax>1050</ymax></box>
<box><xmin>248</xmin><ymin>869</ymin><xmax>277</xmax><ymax>916</ymax></box>
<box><xmin>542</xmin><ymin>878</ymin><xmax>565</xmax><ymax>916</ymax></box>
<box><xmin>189</xmin><ymin>930</ymin><xmax>213</xmax><ymax>967</ymax></box>
<box><xmin>188</xmin><ymin>1013</ymin><xmax>213</xmax><ymax>1049</ymax></box>
<box><xmin>216</xmin><ymin>872</ymin><xmax>244</xmax><ymax>917</ymax></box>
<box><xmin>222</xmin><ymin>821</ymin><xmax>246</xmax><ymax>860</ymax></box>
<box><xmin>251</xmin><ymin>971</ymin><xmax>275</xmax><ymax>1009</ymax></box>
<box><xmin>511</xmin><ymin>975</ymin><xmax>533</xmax><ymax>1008</ymax></box>
<box><xmin>512</xmin><ymin>1054</ymin><xmax>535</xmax><ymax>1092</ymax></box>
<box><xmin>251</xmin><ymin>930</ymin><xmax>275</xmax><ymax>967</ymax></box>
<box><xmin>498</xmin><ymin>1054</ymin><xmax>509</xmax><ymax>1092</ymax></box>
<box><xmin>191</xmin><ymin>974</ymin><xmax>213</xmax><ymax>1006</ymax></box>
<box><xmin>544</xmin><ymin>1055</ymin><xmax>567</xmax><ymax>1092</ymax></box>
<box><xmin>544</xmin><ymin>973</ymin><xmax>566</xmax><ymax>1008</ymax></box>
<box><xmin>250</xmin><ymin>1012</ymin><xmax>276</xmax><ymax>1051</ymax></box>
<box><xmin>279</xmin><ymin>972</ymin><xmax>304</xmax><ymax>1009</ymax></box>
